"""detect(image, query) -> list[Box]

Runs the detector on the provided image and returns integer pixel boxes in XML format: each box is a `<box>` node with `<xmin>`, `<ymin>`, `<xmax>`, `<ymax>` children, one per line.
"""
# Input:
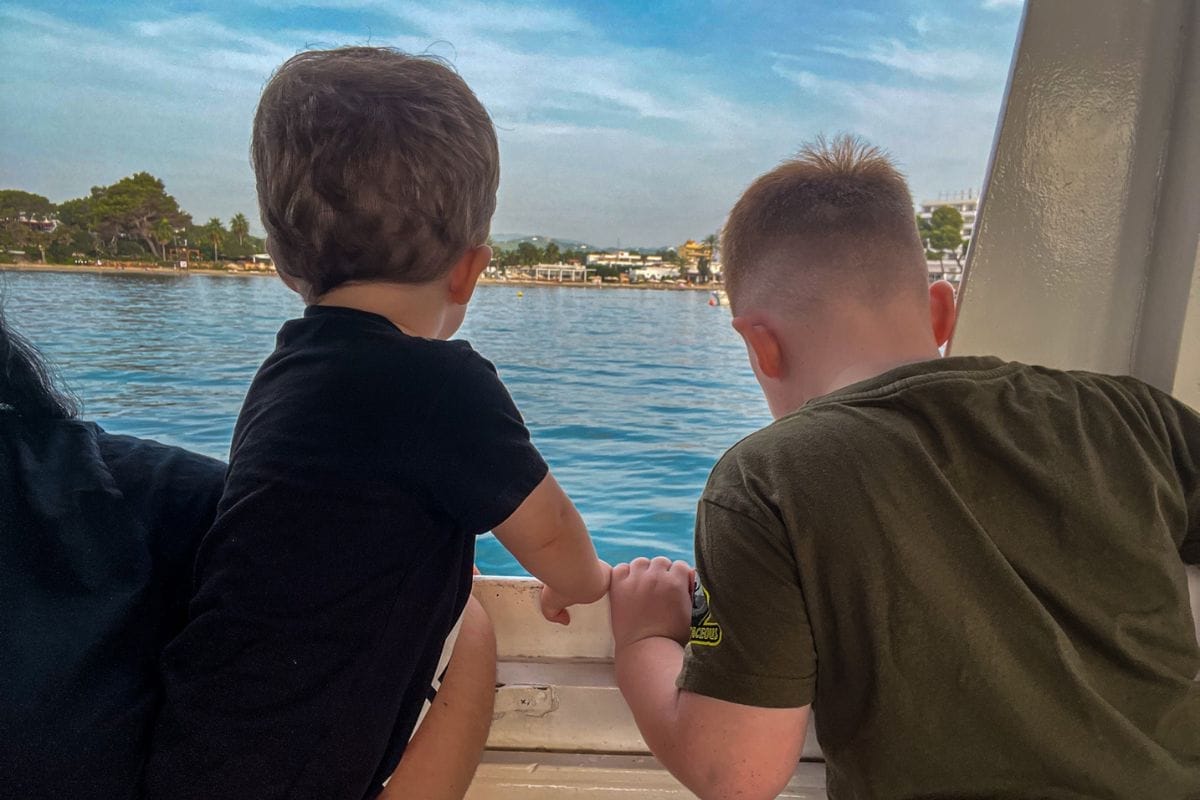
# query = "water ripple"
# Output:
<box><xmin>2</xmin><ymin>274</ymin><xmax>769</xmax><ymax>573</ymax></box>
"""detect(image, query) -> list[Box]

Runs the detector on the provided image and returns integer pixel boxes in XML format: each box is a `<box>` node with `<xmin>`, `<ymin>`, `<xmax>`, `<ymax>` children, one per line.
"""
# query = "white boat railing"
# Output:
<box><xmin>467</xmin><ymin>577</ymin><xmax>827</xmax><ymax>799</ymax></box>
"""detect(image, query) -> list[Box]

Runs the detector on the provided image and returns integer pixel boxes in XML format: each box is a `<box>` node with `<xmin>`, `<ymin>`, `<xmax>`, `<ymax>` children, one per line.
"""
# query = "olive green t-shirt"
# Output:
<box><xmin>679</xmin><ymin>357</ymin><xmax>1200</xmax><ymax>799</ymax></box>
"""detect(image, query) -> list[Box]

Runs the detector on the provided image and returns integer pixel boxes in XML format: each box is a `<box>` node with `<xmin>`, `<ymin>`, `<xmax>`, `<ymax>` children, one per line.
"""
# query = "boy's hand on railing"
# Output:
<box><xmin>539</xmin><ymin>560</ymin><xmax>612</xmax><ymax>625</ymax></box>
<box><xmin>609</xmin><ymin>557</ymin><xmax>695</xmax><ymax>651</ymax></box>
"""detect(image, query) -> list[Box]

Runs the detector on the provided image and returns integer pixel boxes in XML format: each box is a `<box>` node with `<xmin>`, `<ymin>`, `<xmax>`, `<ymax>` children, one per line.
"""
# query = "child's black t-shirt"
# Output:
<box><xmin>145</xmin><ymin>305</ymin><xmax>548</xmax><ymax>800</ymax></box>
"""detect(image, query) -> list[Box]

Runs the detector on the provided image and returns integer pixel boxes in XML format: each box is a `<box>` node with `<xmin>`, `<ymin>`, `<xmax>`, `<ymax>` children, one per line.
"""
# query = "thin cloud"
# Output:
<box><xmin>252</xmin><ymin>0</ymin><xmax>588</xmax><ymax>33</ymax></box>
<box><xmin>813</xmin><ymin>39</ymin><xmax>994</xmax><ymax>82</ymax></box>
<box><xmin>772</xmin><ymin>65</ymin><xmax>822</xmax><ymax>91</ymax></box>
<box><xmin>0</xmin><ymin>0</ymin><xmax>1020</xmax><ymax>247</ymax></box>
<box><xmin>392</xmin><ymin>1</ymin><xmax>589</xmax><ymax>35</ymax></box>
<box><xmin>770</xmin><ymin>57</ymin><xmax>1006</xmax><ymax>203</ymax></box>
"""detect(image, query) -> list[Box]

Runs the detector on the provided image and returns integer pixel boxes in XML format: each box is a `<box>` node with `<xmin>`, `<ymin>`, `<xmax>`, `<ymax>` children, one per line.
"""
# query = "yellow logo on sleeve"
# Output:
<box><xmin>689</xmin><ymin>584</ymin><xmax>723</xmax><ymax>647</ymax></box>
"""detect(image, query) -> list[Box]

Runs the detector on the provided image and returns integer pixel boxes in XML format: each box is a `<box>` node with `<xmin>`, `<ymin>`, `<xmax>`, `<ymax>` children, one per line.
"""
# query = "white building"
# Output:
<box><xmin>507</xmin><ymin>263</ymin><xmax>591</xmax><ymax>282</ymax></box>
<box><xmin>918</xmin><ymin>191</ymin><xmax>978</xmax><ymax>241</ymax></box>
<box><xmin>15</xmin><ymin>212</ymin><xmax>60</xmax><ymax>233</ymax></box>
<box><xmin>585</xmin><ymin>251</ymin><xmax>662</xmax><ymax>268</ymax></box>
<box><xmin>631</xmin><ymin>265</ymin><xmax>680</xmax><ymax>282</ymax></box>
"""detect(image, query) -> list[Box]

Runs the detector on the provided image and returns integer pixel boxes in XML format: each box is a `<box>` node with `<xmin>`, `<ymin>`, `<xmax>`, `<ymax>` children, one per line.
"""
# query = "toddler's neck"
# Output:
<box><xmin>317</xmin><ymin>281</ymin><xmax>451</xmax><ymax>339</ymax></box>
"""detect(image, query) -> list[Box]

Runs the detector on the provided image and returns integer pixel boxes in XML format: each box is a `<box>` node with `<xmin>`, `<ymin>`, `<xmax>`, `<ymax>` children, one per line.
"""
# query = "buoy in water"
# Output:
<box><xmin>517</xmin><ymin>291</ymin><xmax>524</xmax><ymax>298</ymax></box>
<box><xmin>708</xmin><ymin>297</ymin><xmax>717</xmax><ymax>307</ymax></box>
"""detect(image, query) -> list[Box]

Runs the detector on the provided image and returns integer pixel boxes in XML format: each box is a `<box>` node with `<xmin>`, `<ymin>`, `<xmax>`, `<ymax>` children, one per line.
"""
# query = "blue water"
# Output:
<box><xmin>0</xmin><ymin>271</ymin><xmax>769</xmax><ymax>574</ymax></box>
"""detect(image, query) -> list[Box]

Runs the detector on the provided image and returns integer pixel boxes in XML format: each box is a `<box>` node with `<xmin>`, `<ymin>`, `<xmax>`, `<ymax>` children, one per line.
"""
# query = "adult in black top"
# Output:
<box><xmin>0</xmin><ymin>313</ymin><xmax>226</xmax><ymax>800</ymax></box>
<box><xmin>145</xmin><ymin>305</ymin><xmax>547</xmax><ymax>800</ymax></box>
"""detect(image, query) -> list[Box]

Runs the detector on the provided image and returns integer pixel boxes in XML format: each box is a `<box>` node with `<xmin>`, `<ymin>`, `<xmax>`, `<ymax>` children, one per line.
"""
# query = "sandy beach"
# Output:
<box><xmin>0</xmin><ymin>262</ymin><xmax>272</xmax><ymax>279</ymax></box>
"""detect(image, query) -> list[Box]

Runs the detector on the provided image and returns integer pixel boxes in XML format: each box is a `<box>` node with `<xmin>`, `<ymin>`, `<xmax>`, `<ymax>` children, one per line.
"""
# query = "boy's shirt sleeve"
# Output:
<box><xmin>677</xmin><ymin>495</ymin><xmax>817</xmax><ymax>709</ymax></box>
<box><xmin>422</xmin><ymin>345</ymin><xmax>548</xmax><ymax>534</ymax></box>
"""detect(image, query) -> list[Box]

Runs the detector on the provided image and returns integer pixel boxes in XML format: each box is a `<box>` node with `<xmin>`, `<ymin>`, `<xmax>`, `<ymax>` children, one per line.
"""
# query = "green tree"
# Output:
<box><xmin>0</xmin><ymin>190</ymin><xmax>54</xmax><ymax>219</ymax></box>
<box><xmin>203</xmin><ymin>217</ymin><xmax>225</xmax><ymax>262</ymax></box>
<box><xmin>930</xmin><ymin>205</ymin><xmax>964</xmax><ymax>233</ymax></box>
<box><xmin>919</xmin><ymin>206</ymin><xmax>965</xmax><ymax>267</ymax></box>
<box><xmin>1</xmin><ymin>219</ymin><xmax>36</xmax><ymax>262</ymax></box>
<box><xmin>516</xmin><ymin>241</ymin><xmax>541</xmax><ymax>266</ymax></box>
<box><xmin>0</xmin><ymin>191</ymin><xmax>59</xmax><ymax>262</ymax></box>
<box><xmin>46</xmin><ymin>233</ymin><xmax>78</xmax><ymax>264</ymax></box>
<box><xmin>154</xmin><ymin>218</ymin><xmax>176</xmax><ymax>260</ymax></box>
<box><xmin>543</xmin><ymin>241</ymin><xmax>561</xmax><ymax>263</ymax></box>
<box><xmin>230</xmin><ymin>212</ymin><xmax>250</xmax><ymax>246</ymax></box>
<box><xmin>652</xmin><ymin>248</ymin><xmax>681</xmax><ymax>265</ymax></box>
<box><xmin>703</xmin><ymin>232</ymin><xmax>719</xmax><ymax>264</ymax></box>
<box><xmin>0</xmin><ymin>218</ymin><xmax>22</xmax><ymax>253</ymax></box>
<box><xmin>89</xmin><ymin>172</ymin><xmax>190</xmax><ymax>257</ymax></box>
<box><xmin>590</xmin><ymin>263</ymin><xmax>620</xmax><ymax>280</ymax></box>
<box><xmin>56</xmin><ymin>196</ymin><xmax>93</xmax><ymax>229</ymax></box>
<box><xmin>65</xmin><ymin>225</ymin><xmax>97</xmax><ymax>259</ymax></box>
<box><xmin>917</xmin><ymin>216</ymin><xmax>937</xmax><ymax>260</ymax></box>
<box><xmin>35</xmin><ymin>224</ymin><xmax>74</xmax><ymax>263</ymax></box>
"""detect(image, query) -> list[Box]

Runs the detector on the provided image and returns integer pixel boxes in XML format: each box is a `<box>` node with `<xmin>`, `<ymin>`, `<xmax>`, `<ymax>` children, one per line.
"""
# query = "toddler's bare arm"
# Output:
<box><xmin>492</xmin><ymin>472</ymin><xmax>610</xmax><ymax>621</ymax></box>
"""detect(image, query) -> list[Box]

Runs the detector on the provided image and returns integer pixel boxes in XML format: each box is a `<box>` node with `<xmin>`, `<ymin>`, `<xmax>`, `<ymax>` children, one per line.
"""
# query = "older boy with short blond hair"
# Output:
<box><xmin>146</xmin><ymin>48</ymin><xmax>609</xmax><ymax>800</ymax></box>
<box><xmin>609</xmin><ymin>135</ymin><xmax>1200</xmax><ymax>799</ymax></box>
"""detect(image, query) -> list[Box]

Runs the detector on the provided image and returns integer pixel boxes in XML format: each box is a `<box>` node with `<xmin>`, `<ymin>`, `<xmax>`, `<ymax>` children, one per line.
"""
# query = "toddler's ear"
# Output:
<box><xmin>277</xmin><ymin>269</ymin><xmax>312</xmax><ymax>302</ymax></box>
<box><xmin>448</xmin><ymin>245</ymin><xmax>492</xmax><ymax>305</ymax></box>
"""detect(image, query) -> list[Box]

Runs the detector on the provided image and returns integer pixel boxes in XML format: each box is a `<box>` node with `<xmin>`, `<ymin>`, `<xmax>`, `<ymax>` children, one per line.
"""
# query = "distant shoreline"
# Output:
<box><xmin>0</xmin><ymin>263</ymin><xmax>721</xmax><ymax>292</ymax></box>
<box><xmin>0</xmin><ymin>263</ymin><xmax>271</xmax><ymax>279</ymax></box>
<box><xmin>478</xmin><ymin>277</ymin><xmax>715</xmax><ymax>292</ymax></box>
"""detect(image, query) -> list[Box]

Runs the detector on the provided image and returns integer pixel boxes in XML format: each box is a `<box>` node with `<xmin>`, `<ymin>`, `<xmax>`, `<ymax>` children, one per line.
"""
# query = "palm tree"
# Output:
<box><xmin>154</xmin><ymin>218</ymin><xmax>175</xmax><ymax>261</ymax></box>
<box><xmin>230</xmin><ymin>213</ymin><xmax>250</xmax><ymax>247</ymax></box>
<box><xmin>700</xmin><ymin>233</ymin><xmax>720</xmax><ymax>284</ymax></box>
<box><xmin>203</xmin><ymin>217</ymin><xmax>225</xmax><ymax>262</ymax></box>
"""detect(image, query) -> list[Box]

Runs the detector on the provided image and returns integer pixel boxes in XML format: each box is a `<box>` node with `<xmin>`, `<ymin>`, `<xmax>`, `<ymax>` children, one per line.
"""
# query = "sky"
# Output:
<box><xmin>0</xmin><ymin>0</ymin><xmax>1024</xmax><ymax>248</ymax></box>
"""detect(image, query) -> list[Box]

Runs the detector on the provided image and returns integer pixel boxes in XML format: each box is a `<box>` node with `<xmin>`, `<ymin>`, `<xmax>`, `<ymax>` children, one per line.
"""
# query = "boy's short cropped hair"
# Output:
<box><xmin>252</xmin><ymin>47</ymin><xmax>499</xmax><ymax>298</ymax></box>
<box><xmin>721</xmin><ymin>134</ymin><xmax>927</xmax><ymax>313</ymax></box>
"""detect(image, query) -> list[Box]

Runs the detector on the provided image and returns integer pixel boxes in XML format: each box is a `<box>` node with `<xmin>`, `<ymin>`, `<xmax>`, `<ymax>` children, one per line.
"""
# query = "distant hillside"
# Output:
<box><xmin>490</xmin><ymin>233</ymin><xmax>676</xmax><ymax>253</ymax></box>
<box><xmin>489</xmin><ymin>233</ymin><xmax>595</xmax><ymax>252</ymax></box>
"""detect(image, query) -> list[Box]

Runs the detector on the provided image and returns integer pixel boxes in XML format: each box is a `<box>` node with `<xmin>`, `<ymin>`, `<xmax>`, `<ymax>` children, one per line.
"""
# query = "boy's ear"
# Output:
<box><xmin>731</xmin><ymin>315</ymin><xmax>784</xmax><ymax>380</ymax></box>
<box><xmin>928</xmin><ymin>279</ymin><xmax>957</xmax><ymax>348</ymax></box>
<box><xmin>448</xmin><ymin>245</ymin><xmax>493</xmax><ymax>305</ymax></box>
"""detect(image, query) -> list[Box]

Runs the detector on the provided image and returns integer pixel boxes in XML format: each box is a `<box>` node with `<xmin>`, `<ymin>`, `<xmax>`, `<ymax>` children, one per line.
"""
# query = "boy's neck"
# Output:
<box><xmin>316</xmin><ymin>281</ymin><xmax>453</xmax><ymax>339</ymax></box>
<box><xmin>777</xmin><ymin>307</ymin><xmax>943</xmax><ymax>414</ymax></box>
<box><xmin>820</xmin><ymin>349</ymin><xmax>941</xmax><ymax>397</ymax></box>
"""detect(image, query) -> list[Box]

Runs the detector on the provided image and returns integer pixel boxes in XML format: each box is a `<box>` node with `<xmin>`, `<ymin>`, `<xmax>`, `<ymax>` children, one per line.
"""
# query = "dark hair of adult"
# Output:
<box><xmin>251</xmin><ymin>46</ymin><xmax>500</xmax><ymax>300</ymax></box>
<box><xmin>0</xmin><ymin>308</ymin><xmax>78</xmax><ymax>420</ymax></box>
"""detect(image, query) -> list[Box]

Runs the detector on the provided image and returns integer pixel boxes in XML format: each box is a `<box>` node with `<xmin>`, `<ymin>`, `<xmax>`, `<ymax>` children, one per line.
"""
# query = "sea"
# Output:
<box><xmin>1</xmin><ymin>270</ymin><xmax>770</xmax><ymax>574</ymax></box>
